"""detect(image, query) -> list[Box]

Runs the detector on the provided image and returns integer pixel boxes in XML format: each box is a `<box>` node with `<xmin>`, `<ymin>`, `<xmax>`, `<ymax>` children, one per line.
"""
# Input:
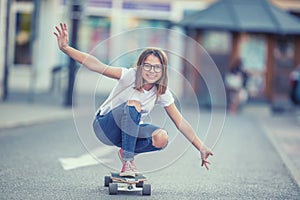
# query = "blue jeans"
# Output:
<box><xmin>93</xmin><ymin>102</ymin><xmax>162</xmax><ymax>161</ymax></box>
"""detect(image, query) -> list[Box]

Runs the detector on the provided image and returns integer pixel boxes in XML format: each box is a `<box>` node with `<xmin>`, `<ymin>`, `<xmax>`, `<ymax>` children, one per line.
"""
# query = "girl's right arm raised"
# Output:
<box><xmin>53</xmin><ymin>23</ymin><xmax>122</xmax><ymax>79</ymax></box>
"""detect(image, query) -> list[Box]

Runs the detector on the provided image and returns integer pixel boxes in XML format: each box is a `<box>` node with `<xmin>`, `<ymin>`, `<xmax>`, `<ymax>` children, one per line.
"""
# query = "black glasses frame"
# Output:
<box><xmin>142</xmin><ymin>63</ymin><xmax>163</xmax><ymax>73</ymax></box>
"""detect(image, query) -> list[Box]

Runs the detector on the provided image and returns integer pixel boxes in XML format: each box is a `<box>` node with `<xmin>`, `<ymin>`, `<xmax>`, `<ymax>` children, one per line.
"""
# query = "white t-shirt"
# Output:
<box><xmin>97</xmin><ymin>68</ymin><xmax>174</xmax><ymax>122</ymax></box>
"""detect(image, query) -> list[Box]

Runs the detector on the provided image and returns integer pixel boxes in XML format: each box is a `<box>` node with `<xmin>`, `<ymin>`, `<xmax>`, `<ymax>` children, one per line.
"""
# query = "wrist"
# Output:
<box><xmin>199</xmin><ymin>144</ymin><xmax>208</xmax><ymax>154</ymax></box>
<box><xmin>198</xmin><ymin>141</ymin><xmax>206</xmax><ymax>150</ymax></box>
<box><xmin>60</xmin><ymin>45</ymin><xmax>70</xmax><ymax>53</ymax></box>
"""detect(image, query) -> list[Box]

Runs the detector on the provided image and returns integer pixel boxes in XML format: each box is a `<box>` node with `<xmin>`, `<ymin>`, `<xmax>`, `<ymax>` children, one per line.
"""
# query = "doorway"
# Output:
<box><xmin>8</xmin><ymin>0</ymin><xmax>34</xmax><ymax>92</ymax></box>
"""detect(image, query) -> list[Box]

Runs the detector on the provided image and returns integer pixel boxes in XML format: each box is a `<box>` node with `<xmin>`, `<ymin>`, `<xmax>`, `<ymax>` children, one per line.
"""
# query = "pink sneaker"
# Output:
<box><xmin>120</xmin><ymin>161</ymin><xmax>136</xmax><ymax>177</ymax></box>
<box><xmin>118</xmin><ymin>149</ymin><xmax>138</xmax><ymax>174</ymax></box>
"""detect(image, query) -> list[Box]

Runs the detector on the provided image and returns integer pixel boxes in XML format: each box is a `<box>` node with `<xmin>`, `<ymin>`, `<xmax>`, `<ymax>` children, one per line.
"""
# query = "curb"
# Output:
<box><xmin>0</xmin><ymin>112</ymin><xmax>73</xmax><ymax>130</ymax></box>
<box><xmin>260</xmin><ymin>123</ymin><xmax>300</xmax><ymax>189</ymax></box>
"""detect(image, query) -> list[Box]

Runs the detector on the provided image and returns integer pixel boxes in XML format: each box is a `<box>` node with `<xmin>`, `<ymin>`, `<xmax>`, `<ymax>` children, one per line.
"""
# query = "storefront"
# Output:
<box><xmin>178</xmin><ymin>0</ymin><xmax>300</xmax><ymax>105</ymax></box>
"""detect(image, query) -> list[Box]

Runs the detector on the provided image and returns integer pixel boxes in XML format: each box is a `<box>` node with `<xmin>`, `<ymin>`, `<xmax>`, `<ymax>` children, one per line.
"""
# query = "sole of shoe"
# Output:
<box><xmin>119</xmin><ymin>172</ymin><xmax>135</xmax><ymax>177</ymax></box>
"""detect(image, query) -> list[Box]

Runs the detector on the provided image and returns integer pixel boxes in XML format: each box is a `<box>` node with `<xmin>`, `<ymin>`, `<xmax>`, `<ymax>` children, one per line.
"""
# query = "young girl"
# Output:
<box><xmin>54</xmin><ymin>23</ymin><xmax>213</xmax><ymax>177</ymax></box>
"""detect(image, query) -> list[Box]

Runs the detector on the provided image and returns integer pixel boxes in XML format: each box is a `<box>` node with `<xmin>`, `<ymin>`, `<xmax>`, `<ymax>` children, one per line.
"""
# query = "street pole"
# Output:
<box><xmin>28</xmin><ymin>0</ymin><xmax>40</xmax><ymax>102</ymax></box>
<box><xmin>2</xmin><ymin>0</ymin><xmax>10</xmax><ymax>101</ymax></box>
<box><xmin>64</xmin><ymin>0</ymin><xmax>82</xmax><ymax>107</ymax></box>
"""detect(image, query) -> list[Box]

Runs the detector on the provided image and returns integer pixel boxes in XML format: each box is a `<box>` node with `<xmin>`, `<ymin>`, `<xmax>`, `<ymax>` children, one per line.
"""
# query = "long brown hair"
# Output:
<box><xmin>134</xmin><ymin>48</ymin><xmax>168</xmax><ymax>96</ymax></box>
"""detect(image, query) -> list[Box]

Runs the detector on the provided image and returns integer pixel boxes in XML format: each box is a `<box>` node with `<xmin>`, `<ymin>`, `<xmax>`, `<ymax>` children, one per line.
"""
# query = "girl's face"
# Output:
<box><xmin>141</xmin><ymin>54</ymin><xmax>163</xmax><ymax>86</ymax></box>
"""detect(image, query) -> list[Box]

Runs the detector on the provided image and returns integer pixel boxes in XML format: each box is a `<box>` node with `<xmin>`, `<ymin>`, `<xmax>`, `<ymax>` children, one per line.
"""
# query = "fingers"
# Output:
<box><xmin>202</xmin><ymin>163</ymin><xmax>209</xmax><ymax>170</ymax></box>
<box><xmin>203</xmin><ymin>160</ymin><xmax>211</xmax><ymax>165</ymax></box>
<box><xmin>201</xmin><ymin>151</ymin><xmax>213</xmax><ymax>160</ymax></box>
<box><xmin>54</xmin><ymin>23</ymin><xmax>67</xmax><ymax>37</ymax></box>
<box><xmin>205</xmin><ymin>152</ymin><xmax>213</xmax><ymax>159</ymax></box>
<box><xmin>55</xmin><ymin>26</ymin><xmax>61</xmax><ymax>35</ymax></box>
<box><xmin>201</xmin><ymin>159</ymin><xmax>211</xmax><ymax>170</ymax></box>
<box><xmin>60</xmin><ymin>23</ymin><xmax>68</xmax><ymax>33</ymax></box>
<box><xmin>200</xmin><ymin>151</ymin><xmax>213</xmax><ymax>170</ymax></box>
<box><xmin>63</xmin><ymin>23</ymin><xmax>68</xmax><ymax>31</ymax></box>
<box><xmin>201</xmin><ymin>159</ymin><xmax>211</xmax><ymax>166</ymax></box>
<box><xmin>204</xmin><ymin>163</ymin><xmax>209</xmax><ymax>170</ymax></box>
<box><xmin>201</xmin><ymin>161</ymin><xmax>209</xmax><ymax>170</ymax></box>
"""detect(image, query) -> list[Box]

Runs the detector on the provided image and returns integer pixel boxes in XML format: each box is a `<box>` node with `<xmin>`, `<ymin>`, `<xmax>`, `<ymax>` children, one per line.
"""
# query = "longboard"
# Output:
<box><xmin>104</xmin><ymin>172</ymin><xmax>151</xmax><ymax>195</ymax></box>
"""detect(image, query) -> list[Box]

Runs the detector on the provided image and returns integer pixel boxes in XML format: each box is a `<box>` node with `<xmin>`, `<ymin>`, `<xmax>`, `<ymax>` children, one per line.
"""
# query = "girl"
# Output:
<box><xmin>54</xmin><ymin>23</ymin><xmax>213</xmax><ymax>177</ymax></box>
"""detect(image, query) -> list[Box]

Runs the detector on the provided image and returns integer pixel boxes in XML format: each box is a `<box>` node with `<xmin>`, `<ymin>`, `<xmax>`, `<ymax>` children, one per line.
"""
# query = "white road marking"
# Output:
<box><xmin>59</xmin><ymin>146</ymin><xmax>115</xmax><ymax>170</ymax></box>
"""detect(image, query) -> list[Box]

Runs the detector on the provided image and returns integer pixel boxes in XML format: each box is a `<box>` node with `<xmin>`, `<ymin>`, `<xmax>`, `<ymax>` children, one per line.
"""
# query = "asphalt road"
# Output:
<box><xmin>0</xmin><ymin>109</ymin><xmax>300</xmax><ymax>200</ymax></box>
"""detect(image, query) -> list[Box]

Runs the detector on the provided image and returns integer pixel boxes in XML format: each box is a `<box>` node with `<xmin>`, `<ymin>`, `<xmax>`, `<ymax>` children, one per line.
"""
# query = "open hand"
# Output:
<box><xmin>200</xmin><ymin>149</ymin><xmax>213</xmax><ymax>170</ymax></box>
<box><xmin>53</xmin><ymin>23</ymin><xmax>69</xmax><ymax>51</ymax></box>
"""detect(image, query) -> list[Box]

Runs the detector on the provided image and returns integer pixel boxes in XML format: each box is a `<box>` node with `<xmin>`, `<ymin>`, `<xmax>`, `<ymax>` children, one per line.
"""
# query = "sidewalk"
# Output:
<box><xmin>0</xmin><ymin>91</ymin><xmax>73</xmax><ymax>129</ymax></box>
<box><xmin>243</xmin><ymin>104</ymin><xmax>300</xmax><ymax>188</ymax></box>
<box><xmin>0</xmin><ymin>101</ymin><xmax>72</xmax><ymax>129</ymax></box>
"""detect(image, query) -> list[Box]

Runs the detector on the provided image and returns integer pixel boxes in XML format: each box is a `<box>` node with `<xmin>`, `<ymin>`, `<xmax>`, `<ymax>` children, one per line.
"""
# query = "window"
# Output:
<box><xmin>201</xmin><ymin>31</ymin><xmax>231</xmax><ymax>54</ymax></box>
<box><xmin>14</xmin><ymin>12</ymin><xmax>32</xmax><ymax>65</ymax></box>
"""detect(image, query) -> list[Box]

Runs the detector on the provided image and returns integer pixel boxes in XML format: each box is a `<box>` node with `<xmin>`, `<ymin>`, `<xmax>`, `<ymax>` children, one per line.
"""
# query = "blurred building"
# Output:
<box><xmin>178</xmin><ymin>0</ymin><xmax>300</xmax><ymax>105</ymax></box>
<box><xmin>0</xmin><ymin>0</ymin><xmax>213</xmax><ymax>102</ymax></box>
<box><xmin>0</xmin><ymin>0</ymin><xmax>62</xmax><ymax>100</ymax></box>
<box><xmin>1</xmin><ymin>0</ymin><xmax>300</xmax><ymax>106</ymax></box>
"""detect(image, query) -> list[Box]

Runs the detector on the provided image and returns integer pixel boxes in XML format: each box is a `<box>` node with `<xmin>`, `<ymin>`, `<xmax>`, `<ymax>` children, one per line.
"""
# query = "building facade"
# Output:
<box><xmin>0</xmin><ymin>0</ymin><xmax>210</xmax><ymax>102</ymax></box>
<box><xmin>1</xmin><ymin>0</ymin><xmax>300</xmax><ymax>105</ymax></box>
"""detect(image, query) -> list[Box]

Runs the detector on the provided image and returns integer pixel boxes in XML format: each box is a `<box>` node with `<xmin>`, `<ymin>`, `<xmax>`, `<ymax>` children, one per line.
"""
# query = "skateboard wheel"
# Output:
<box><xmin>142</xmin><ymin>184</ymin><xmax>151</xmax><ymax>196</ymax></box>
<box><xmin>104</xmin><ymin>176</ymin><xmax>112</xmax><ymax>187</ymax></box>
<box><xmin>109</xmin><ymin>183</ymin><xmax>118</xmax><ymax>195</ymax></box>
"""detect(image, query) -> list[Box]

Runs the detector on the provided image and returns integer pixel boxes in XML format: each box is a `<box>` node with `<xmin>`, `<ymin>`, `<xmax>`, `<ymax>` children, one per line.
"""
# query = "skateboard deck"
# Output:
<box><xmin>111</xmin><ymin>172</ymin><xmax>147</xmax><ymax>183</ymax></box>
<box><xmin>104</xmin><ymin>172</ymin><xmax>151</xmax><ymax>195</ymax></box>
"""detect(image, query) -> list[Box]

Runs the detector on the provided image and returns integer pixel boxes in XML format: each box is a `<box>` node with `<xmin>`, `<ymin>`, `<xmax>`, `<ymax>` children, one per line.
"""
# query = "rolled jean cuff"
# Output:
<box><xmin>122</xmin><ymin>150</ymin><xmax>135</xmax><ymax>161</ymax></box>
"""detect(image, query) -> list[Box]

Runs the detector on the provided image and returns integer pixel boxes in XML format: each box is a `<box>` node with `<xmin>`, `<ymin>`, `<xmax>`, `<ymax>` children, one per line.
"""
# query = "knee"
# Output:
<box><xmin>152</xmin><ymin>129</ymin><xmax>169</xmax><ymax>148</ymax></box>
<box><xmin>127</xmin><ymin>100</ymin><xmax>141</xmax><ymax>113</ymax></box>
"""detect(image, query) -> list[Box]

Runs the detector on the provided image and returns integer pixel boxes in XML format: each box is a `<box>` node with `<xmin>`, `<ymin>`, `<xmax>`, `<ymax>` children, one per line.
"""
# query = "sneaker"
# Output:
<box><xmin>118</xmin><ymin>149</ymin><xmax>138</xmax><ymax>174</ymax></box>
<box><xmin>120</xmin><ymin>161</ymin><xmax>136</xmax><ymax>177</ymax></box>
<box><xmin>130</xmin><ymin>161</ymin><xmax>138</xmax><ymax>173</ymax></box>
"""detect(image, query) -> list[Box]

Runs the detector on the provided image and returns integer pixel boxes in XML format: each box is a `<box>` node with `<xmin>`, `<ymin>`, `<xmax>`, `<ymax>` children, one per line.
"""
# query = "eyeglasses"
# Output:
<box><xmin>142</xmin><ymin>63</ymin><xmax>163</xmax><ymax>73</ymax></box>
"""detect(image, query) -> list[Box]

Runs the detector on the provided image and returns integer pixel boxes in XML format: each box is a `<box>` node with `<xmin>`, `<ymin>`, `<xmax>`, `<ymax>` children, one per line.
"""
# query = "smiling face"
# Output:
<box><xmin>141</xmin><ymin>54</ymin><xmax>163</xmax><ymax>87</ymax></box>
<box><xmin>135</xmin><ymin>48</ymin><xmax>168</xmax><ymax>95</ymax></box>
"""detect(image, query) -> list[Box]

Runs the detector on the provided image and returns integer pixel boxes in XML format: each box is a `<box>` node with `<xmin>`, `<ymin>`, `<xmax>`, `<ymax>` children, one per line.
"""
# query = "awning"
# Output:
<box><xmin>178</xmin><ymin>0</ymin><xmax>300</xmax><ymax>35</ymax></box>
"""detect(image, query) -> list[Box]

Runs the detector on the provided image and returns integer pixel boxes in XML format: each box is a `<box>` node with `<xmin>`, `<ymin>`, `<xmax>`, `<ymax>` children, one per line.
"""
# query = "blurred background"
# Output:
<box><xmin>1</xmin><ymin>0</ymin><xmax>300</xmax><ymax>112</ymax></box>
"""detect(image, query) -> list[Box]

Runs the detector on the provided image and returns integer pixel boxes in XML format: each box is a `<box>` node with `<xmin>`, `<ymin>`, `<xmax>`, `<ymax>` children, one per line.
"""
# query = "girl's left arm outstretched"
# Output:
<box><xmin>164</xmin><ymin>103</ymin><xmax>213</xmax><ymax>170</ymax></box>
